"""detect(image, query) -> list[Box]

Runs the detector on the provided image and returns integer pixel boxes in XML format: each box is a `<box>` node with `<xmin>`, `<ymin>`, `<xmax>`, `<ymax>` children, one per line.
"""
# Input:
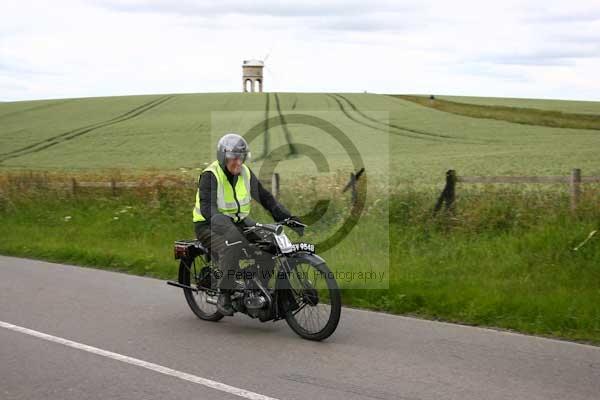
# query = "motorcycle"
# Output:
<box><xmin>168</xmin><ymin>218</ymin><xmax>341</xmax><ymax>341</ymax></box>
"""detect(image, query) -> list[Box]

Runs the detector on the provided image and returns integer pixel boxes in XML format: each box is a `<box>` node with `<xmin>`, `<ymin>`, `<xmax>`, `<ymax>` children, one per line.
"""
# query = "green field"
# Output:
<box><xmin>1</xmin><ymin>93</ymin><xmax>599</xmax><ymax>185</ymax></box>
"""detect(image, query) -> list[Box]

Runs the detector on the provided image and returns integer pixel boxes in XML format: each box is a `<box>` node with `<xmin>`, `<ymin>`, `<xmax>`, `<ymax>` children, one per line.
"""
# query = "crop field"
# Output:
<box><xmin>1</xmin><ymin>93</ymin><xmax>599</xmax><ymax>186</ymax></box>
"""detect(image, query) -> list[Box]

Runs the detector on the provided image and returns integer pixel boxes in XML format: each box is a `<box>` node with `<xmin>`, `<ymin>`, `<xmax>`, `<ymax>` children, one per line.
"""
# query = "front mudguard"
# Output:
<box><xmin>275</xmin><ymin>251</ymin><xmax>326</xmax><ymax>317</ymax></box>
<box><xmin>275</xmin><ymin>251</ymin><xmax>326</xmax><ymax>290</ymax></box>
<box><xmin>285</xmin><ymin>251</ymin><xmax>326</xmax><ymax>268</ymax></box>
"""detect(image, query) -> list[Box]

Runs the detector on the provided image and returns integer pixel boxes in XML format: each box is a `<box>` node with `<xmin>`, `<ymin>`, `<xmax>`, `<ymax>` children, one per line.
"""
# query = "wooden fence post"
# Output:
<box><xmin>111</xmin><ymin>178</ymin><xmax>117</xmax><ymax>197</ymax></box>
<box><xmin>434</xmin><ymin>169</ymin><xmax>457</xmax><ymax>213</ymax></box>
<box><xmin>150</xmin><ymin>184</ymin><xmax>161</xmax><ymax>208</ymax></box>
<box><xmin>271</xmin><ymin>173</ymin><xmax>280</xmax><ymax>199</ymax></box>
<box><xmin>447</xmin><ymin>170</ymin><xmax>456</xmax><ymax>210</ymax></box>
<box><xmin>342</xmin><ymin>168</ymin><xmax>365</xmax><ymax>206</ymax></box>
<box><xmin>570</xmin><ymin>168</ymin><xmax>581</xmax><ymax>212</ymax></box>
<box><xmin>350</xmin><ymin>173</ymin><xmax>357</xmax><ymax>205</ymax></box>
<box><xmin>71</xmin><ymin>178</ymin><xmax>77</xmax><ymax>196</ymax></box>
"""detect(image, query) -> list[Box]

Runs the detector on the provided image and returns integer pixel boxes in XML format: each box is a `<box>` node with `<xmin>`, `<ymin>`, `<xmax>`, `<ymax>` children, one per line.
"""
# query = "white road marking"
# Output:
<box><xmin>0</xmin><ymin>320</ymin><xmax>279</xmax><ymax>400</ymax></box>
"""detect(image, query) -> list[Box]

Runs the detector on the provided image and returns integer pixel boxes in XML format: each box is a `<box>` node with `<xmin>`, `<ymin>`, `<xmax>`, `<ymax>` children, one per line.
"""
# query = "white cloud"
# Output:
<box><xmin>0</xmin><ymin>0</ymin><xmax>599</xmax><ymax>101</ymax></box>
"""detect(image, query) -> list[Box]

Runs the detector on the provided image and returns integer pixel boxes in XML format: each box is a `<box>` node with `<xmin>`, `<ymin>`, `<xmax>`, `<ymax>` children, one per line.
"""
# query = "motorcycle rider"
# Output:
<box><xmin>193</xmin><ymin>133</ymin><xmax>303</xmax><ymax>316</ymax></box>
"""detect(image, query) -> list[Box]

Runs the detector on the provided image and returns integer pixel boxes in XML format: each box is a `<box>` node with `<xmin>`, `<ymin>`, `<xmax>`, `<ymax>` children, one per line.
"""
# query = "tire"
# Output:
<box><xmin>178</xmin><ymin>257</ymin><xmax>223</xmax><ymax>322</ymax></box>
<box><xmin>284</xmin><ymin>260</ymin><xmax>341</xmax><ymax>341</ymax></box>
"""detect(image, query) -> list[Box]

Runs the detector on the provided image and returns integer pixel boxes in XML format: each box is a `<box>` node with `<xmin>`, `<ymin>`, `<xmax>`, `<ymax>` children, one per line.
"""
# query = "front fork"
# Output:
<box><xmin>274</xmin><ymin>256</ymin><xmax>301</xmax><ymax>318</ymax></box>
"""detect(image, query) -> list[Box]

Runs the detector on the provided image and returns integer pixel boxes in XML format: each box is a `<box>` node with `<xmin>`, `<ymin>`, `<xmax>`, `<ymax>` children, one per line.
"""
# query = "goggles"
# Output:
<box><xmin>224</xmin><ymin>151</ymin><xmax>250</xmax><ymax>163</ymax></box>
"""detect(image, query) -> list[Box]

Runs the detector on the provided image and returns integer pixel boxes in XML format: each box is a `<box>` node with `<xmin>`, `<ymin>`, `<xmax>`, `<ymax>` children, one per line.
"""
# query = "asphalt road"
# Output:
<box><xmin>1</xmin><ymin>255</ymin><xmax>599</xmax><ymax>400</ymax></box>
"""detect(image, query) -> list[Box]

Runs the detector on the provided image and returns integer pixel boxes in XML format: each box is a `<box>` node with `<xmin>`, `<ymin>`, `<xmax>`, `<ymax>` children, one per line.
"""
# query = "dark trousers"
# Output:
<box><xmin>194</xmin><ymin>215</ymin><xmax>272</xmax><ymax>291</ymax></box>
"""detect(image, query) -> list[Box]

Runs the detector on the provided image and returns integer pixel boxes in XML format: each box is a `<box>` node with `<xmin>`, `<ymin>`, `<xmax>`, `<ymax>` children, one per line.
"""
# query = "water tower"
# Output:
<box><xmin>242</xmin><ymin>59</ymin><xmax>264</xmax><ymax>93</ymax></box>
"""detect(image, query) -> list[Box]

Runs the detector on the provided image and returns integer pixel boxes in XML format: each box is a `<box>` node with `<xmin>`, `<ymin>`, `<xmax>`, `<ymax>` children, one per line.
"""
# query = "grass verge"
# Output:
<box><xmin>1</xmin><ymin>176</ymin><xmax>599</xmax><ymax>344</ymax></box>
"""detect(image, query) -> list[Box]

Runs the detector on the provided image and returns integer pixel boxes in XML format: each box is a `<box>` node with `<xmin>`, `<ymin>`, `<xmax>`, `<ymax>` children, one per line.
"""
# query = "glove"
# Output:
<box><xmin>287</xmin><ymin>216</ymin><xmax>305</xmax><ymax>237</ymax></box>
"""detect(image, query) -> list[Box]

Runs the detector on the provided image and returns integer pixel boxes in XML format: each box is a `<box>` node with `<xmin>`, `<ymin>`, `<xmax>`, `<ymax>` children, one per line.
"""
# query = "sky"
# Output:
<box><xmin>1</xmin><ymin>0</ymin><xmax>599</xmax><ymax>102</ymax></box>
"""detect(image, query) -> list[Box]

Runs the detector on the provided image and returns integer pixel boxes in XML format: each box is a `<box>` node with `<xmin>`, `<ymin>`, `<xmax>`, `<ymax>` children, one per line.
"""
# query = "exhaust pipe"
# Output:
<box><xmin>166</xmin><ymin>281</ymin><xmax>198</xmax><ymax>292</ymax></box>
<box><xmin>167</xmin><ymin>281</ymin><xmax>218</xmax><ymax>305</ymax></box>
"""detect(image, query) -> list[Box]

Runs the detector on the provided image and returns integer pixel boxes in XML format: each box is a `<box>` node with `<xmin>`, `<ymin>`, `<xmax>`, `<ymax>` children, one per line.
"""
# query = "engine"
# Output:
<box><xmin>242</xmin><ymin>290</ymin><xmax>273</xmax><ymax>321</ymax></box>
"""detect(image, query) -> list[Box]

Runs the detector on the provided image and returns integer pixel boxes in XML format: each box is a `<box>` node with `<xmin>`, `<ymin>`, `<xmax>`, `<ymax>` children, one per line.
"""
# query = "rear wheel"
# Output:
<box><xmin>178</xmin><ymin>257</ymin><xmax>223</xmax><ymax>322</ymax></box>
<box><xmin>284</xmin><ymin>261</ymin><xmax>341</xmax><ymax>341</ymax></box>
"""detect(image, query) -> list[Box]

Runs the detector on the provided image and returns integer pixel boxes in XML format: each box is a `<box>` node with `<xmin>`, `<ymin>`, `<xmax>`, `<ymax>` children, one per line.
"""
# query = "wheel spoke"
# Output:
<box><xmin>182</xmin><ymin>259</ymin><xmax>220</xmax><ymax>319</ymax></box>
<box><xmin>286</xmin><ymin>262</ymin><xmax>336</xmax><ymax>335</ymax></box>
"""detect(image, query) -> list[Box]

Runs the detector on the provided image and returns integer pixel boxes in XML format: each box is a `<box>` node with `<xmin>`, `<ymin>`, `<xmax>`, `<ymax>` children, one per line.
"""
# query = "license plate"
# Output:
<box><xmin>292</xmin><ymin>242</ymin><xmax>315</xmax><ymax>253</ymax></box>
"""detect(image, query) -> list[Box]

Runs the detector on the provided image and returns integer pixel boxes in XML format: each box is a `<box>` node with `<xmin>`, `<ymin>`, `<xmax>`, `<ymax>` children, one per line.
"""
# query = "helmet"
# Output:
<box><xmin>217</xmin><ymin>133</ymin><xmax>250</xmax><ymax>167</ymax></box>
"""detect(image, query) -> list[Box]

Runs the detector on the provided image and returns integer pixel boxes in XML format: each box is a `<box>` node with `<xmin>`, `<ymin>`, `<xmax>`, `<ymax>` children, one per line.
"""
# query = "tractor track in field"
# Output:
<box><xmin>254</xmin><ymin>92</ymin><xmax>271</xmax><ymax>160</ymax></box>
<box><xmin>0</xmin><ymin>95</ymin><xmax>172</xmax><ymax>158</ymax></box>
<box><xmin>381</xmin><ymin>95</ymin><xmax>503</xmax><ymax>144</ymax></box>
<box><xmin>331</xmin><ymin>93</ymin><xmax>477</xmax><ymax>143</ymax></box>
<box><xmin>273</xmin><ymin>93</ymin><xmax>297</xmax><ymax>156</ymax></box>
<box><xmin>250</xmin><ymin>92</ymin><xmax>279</xmax><ymax>161</ymax></box>
<box><xmin>325</xmin><ymin>94</ymin><xmax>438</xmax><ymax>142</ymax></box>
<box><xmin>0</xmin><ymin>95</ymin><xmax>173</xmax><ymax>163</ymax></box>
<box><xmin>333</xmin><ymin>93</ymin><xmax>461</xmax><ymax>140</ymax></box>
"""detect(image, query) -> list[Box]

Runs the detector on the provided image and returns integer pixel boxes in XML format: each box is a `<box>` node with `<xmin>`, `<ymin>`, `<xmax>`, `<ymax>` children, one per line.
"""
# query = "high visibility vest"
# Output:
<box><xmin>193</xmin><ymin>160</ymin><xmax>251</xmax><ymax>223</ymax></box>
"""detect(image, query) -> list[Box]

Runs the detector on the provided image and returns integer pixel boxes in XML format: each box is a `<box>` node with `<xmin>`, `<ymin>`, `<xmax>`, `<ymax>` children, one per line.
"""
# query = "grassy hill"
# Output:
<box><xmin>1</xmin><ymin>93</ymin><xmax>599</xmax><ymax>185</ymax></box>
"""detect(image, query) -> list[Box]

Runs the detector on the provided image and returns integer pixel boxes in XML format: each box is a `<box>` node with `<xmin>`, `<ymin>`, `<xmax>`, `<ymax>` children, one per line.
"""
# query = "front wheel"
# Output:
<box><xmin>284</xmin><ymin>260</ymin><xmax>341</xmax><ymax>341</ymax></box>
<box><xmin>178</xmin><ymin>257</ymin><xmax>223</xmax><ymax>322</ymax></box>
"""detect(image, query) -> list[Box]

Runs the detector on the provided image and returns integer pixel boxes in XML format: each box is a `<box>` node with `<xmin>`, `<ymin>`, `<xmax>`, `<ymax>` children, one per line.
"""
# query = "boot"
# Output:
<box><xmin>217</xmin><ymin>290</ymin><xmax>235</xmax><ymax>316</ymax></box>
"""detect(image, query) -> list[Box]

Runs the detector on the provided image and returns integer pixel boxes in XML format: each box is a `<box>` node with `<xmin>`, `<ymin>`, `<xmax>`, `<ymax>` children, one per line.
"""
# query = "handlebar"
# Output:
<box><xmin>278</xmin><ymin>217</ymin><xmax>307</xmax><ymax>228</ymax></box>
<box><xmin>254</xmin><ymin>222</ymin><xmax>283</xmax><ymax>235</ymax></box>
<box><xmin>243</xmin><ymin>218</ymin><xmax>306</xmax><ymax>236</ymax></box>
